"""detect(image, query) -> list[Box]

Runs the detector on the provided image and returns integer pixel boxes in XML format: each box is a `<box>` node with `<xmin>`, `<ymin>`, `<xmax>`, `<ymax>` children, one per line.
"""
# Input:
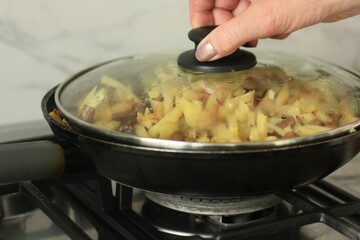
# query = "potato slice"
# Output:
<box><xmin>275</xmin><ymin>84</ymin><xmax>289</xmax><ymax>106</ymax></box>
<box><xmin>256</xmin><ymin>111</ymin><xmax>268</xmax><ymax>140</ymax></box>
<box><xmin>179</xmin><ymin>98</ymin><xmax>213</xmax><ymax>129</ymax></box>
<box><xmin>148</xmin><ymin>107</ymin><xmax>183</xmax><ymax>138</ymax></box>
<box><xmin>93</xmin><ymin>98</ymin><xmax>135</xmax><ymax>122</ymax></box>
<box><xmin>101</xmin><ymin>75</ymin><xmax>139</xmax><ymax>102</ymax></box>
<box><xmin>296</xmin><ymin>125</ymin><xmax>331</xmax><ymax>136</ymax></box>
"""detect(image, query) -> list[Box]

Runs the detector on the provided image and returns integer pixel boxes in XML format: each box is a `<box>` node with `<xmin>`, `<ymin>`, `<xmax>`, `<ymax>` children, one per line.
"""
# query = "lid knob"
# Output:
<box><xmin>177</xmin><ymin>25</ymin><xmax>257</xmax><ymax>72</ymax></box>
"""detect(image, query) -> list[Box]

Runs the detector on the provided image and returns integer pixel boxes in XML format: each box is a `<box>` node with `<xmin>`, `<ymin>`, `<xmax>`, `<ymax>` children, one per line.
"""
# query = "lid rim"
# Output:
<box><xmin>54</xmin><ymin>50</ymin><xmax>360</xmax><ymax>151</ymax></box>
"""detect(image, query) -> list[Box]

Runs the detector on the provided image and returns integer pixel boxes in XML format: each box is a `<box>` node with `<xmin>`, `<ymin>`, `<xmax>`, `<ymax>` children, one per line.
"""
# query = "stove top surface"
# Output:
<box><xmin>1</xmin><ymin>171</ymin><xmax>359</xmax><ymax>240</ymax></box>
<box><xmin>0</xmin><ymin>121</ymin><xmax>359</xmax><ymax>240</ymax></box>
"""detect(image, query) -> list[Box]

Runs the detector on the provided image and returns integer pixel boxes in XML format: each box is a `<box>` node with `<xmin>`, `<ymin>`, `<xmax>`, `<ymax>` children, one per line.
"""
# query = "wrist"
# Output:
<box><xmin>318</xmin><ymin>0</ymin><xmax>360</xmax><ymax>23</ymax></box>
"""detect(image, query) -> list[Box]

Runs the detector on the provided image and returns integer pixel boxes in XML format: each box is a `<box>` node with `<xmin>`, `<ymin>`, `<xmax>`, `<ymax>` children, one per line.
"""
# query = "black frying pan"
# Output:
<box><xmin>1</xmin><ymin>26</ymin><xmax>359</xmax><ymax>197</ymax></box>
<box><xmin>35</xmin><ymin>86</ymin><xmax>359</xmax><ymax>197</ymax></box>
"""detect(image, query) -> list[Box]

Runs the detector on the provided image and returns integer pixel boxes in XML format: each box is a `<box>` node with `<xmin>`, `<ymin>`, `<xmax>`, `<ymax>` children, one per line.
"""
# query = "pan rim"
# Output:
<box><xmin>43</xmin><ymin>90</ymin><xmax>360</xmax><ymax>154</ymax></box>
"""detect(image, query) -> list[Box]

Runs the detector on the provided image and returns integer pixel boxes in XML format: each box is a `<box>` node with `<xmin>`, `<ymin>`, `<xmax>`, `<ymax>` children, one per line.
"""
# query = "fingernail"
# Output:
<box><xmin>195</xmin><ymin>42</ymin><xmax>216</xmax><ymax>61</ymax></box>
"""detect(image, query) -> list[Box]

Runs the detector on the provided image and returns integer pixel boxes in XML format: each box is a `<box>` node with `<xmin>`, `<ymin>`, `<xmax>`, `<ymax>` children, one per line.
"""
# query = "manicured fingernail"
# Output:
<box><xmin>195</xmin><ymin>42</ymin><xmax>216</xmax><ymax>61</ymax></box>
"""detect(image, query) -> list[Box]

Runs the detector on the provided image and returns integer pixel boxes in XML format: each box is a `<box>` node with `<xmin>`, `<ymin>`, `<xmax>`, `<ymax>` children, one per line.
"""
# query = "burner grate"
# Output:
<box><xmin>0</xmin><ymin>173</ymin><xmax>360</xmax><ymax>240</ymax></box>
<box><xmin>213</xmin><ymin>181</ymin><xmax>360</xmax><ymax>240</ymax></box>
<box><xmin>0</xmin><ymin>173</ymin><xmax>162</xmax><ymax>240</ymax></box>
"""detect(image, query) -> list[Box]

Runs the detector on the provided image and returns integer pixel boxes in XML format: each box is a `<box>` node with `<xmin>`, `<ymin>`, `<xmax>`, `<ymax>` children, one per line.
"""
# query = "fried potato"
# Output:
<box><xmin>74</xmin><ymin>63</ymin><xmax>358</xmax><ymax>143</ymax></box>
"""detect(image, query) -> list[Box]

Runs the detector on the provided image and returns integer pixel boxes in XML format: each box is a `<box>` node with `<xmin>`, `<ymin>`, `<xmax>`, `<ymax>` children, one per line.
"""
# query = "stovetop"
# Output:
<box><xmin>0</xmin><ymin>121</ymin><xmax>360</xmax><ymax>240</ymax></box>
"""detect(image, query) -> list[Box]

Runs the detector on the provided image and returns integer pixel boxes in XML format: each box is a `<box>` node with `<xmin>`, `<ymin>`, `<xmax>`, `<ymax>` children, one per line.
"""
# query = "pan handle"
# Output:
<box><xmin>0</xmin><ymin>140</ymin><xmax>94</xmax><ymax>184</ymax></box>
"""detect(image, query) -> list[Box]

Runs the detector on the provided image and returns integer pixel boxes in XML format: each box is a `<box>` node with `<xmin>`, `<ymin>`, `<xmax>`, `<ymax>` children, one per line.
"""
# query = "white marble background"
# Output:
<box><xmin>0</xmin><ymin>0</ymin><xmax>359</xmax><ymax>126</ymax></box>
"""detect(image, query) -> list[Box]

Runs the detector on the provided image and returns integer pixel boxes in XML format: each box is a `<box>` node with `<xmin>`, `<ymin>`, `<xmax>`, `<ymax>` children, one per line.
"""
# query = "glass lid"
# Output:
<box><xmin>55</xmin><ymin>49</ymin><xmax>360</xmax><ymax>149</ymax></box>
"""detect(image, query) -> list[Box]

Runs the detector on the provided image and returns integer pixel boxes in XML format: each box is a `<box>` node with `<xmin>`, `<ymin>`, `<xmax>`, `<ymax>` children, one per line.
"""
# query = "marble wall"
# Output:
<box><xmin>0</xmin><ymin>0</ymin><xmax>359</xmax><ymax>125</ymax></box>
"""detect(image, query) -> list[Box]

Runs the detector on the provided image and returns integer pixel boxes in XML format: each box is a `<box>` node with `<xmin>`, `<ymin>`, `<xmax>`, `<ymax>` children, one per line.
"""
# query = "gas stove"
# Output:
<box><xmin>1</xmin><ymin>121</ymin><xmax>360</xmax><ymax>240</ymax></box>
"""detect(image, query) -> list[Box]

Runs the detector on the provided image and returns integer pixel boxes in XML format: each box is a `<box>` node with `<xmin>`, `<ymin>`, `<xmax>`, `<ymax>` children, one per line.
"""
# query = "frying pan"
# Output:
<box><xmin>0</xmin><ymin>26</ymin><xmax>359</xmax><ymax>197</ymax></box>
<box><xmin>32</xmin><ymin>85</ymin><xmax>360</xmax><ymax>197</ymax></box>
<box><xmin>0</xmin><ymin>72</ymin><xmax>359</xmax><ymax>197</ymax></box>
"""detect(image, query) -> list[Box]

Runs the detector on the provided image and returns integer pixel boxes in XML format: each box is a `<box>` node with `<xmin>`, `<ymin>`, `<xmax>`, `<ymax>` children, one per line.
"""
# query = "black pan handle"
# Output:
<box><xmin>177</xmin><ymin>25</ymin><xmax>257</xmax><ymax>72</ymax></box>
<box><xmin>0</xmin><ymin>140</ymin><xmax>94</xmax><ymax>184</ymax></box>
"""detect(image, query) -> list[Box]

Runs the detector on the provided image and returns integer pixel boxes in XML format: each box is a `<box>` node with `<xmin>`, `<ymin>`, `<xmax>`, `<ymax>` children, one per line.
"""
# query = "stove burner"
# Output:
<box><xmin>143</xmin><ymin>191</ymin><xmax>283</xmax><ymax>238</ymax></box>
<box><xmin>208</xmin><ymin>206</ymin><xmax>277</xmax><ymax>229</ymax></box>
<box><xmin>145</xmin><ymin>191</ymin><xmax>281</xmax><ymax>215</ymax></box>
<box><xmin>141</xmin><ymin>195</ymin><xmax>293</xmax><ymax>239</ymax></box>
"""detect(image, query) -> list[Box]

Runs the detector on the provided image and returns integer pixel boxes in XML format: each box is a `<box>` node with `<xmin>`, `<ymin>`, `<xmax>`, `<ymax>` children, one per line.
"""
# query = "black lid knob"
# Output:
<box><xmin>177</xmin><ymin>25</ymin><xmax>257</xmax><ymax>72</ymax></box>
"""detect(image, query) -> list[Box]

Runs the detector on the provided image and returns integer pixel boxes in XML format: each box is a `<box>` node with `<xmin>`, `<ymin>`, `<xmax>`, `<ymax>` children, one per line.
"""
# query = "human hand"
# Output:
<box><xmin>189</xmin><ymin>0</ymin><xmax>360</xmax><ymax>61</ymax></box>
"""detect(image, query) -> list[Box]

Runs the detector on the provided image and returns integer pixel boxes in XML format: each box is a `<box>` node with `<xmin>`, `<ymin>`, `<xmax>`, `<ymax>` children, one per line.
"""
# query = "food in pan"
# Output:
<box><xmin>71</xmin><ymin>63</ymin><xmax>358</xmax><ymax>143</ymax></box>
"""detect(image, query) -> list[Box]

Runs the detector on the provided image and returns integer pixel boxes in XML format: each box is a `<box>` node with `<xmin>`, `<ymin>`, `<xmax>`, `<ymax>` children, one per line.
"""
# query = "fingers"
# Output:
<box><xmin>189</xmin><ymin>0</ymin><xmax>242</xmax><ymax>27</ymax></box>
<box><xmin>195</xmin><ymin>2</ymin><xmax>294</xmax><ymax>61</ymax></box>
<box><xmin>212</xmin><ymin>8</ymin><xmax>235</xmax><ymax>24</ymax></box>
<box><xmin>191</xmin><ymin>0</ymin><xmax>360</xmax><ymax>62</ymax></box>
<box><xmin>195</xmin><ymin>10</ymin><xmax>266</xmax><ymax>61</ymax></box>
<box><xmin>189</xmin><ymin>0</ymin><xmax>215</xmax><ymax>27</ymax></box>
